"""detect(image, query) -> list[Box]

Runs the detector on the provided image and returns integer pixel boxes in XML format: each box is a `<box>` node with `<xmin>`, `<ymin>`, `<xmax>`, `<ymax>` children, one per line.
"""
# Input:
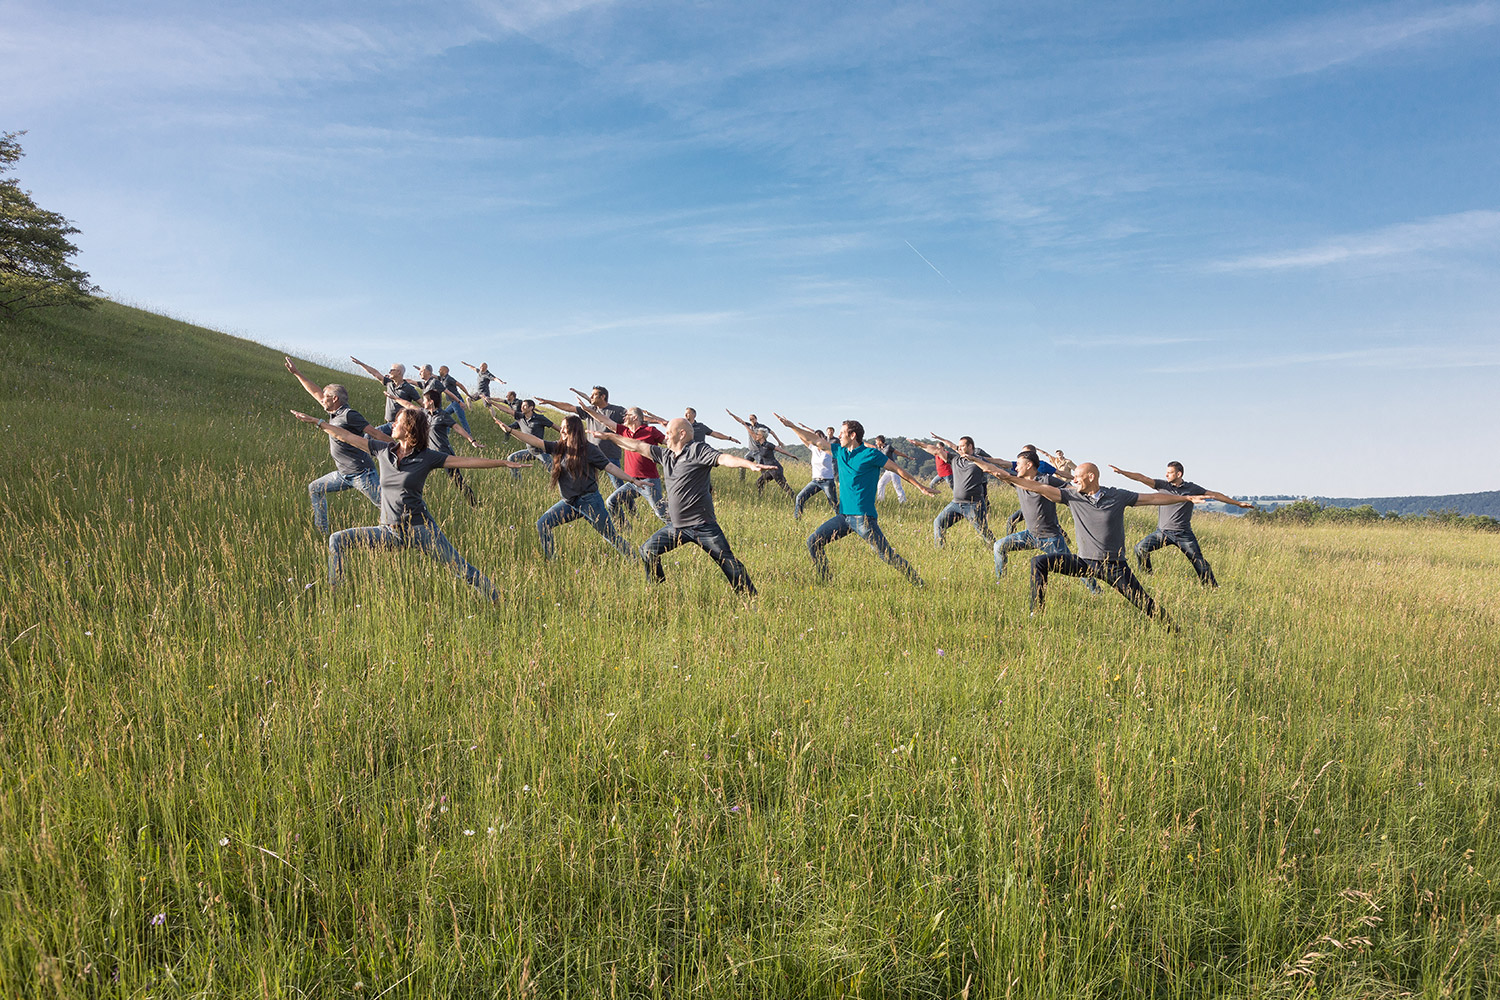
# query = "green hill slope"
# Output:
<box><xmin>4</xmin><ymin>302</ymin><xmax>1500</xmax><ymax>998</ymax></box>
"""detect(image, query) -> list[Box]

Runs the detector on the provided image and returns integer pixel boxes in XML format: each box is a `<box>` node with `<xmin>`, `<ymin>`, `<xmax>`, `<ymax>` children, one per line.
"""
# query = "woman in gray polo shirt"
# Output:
<box><xmin>291</xmin><ymin>406</ymin><xmax>528</xmax><ymax>599</ymax></box>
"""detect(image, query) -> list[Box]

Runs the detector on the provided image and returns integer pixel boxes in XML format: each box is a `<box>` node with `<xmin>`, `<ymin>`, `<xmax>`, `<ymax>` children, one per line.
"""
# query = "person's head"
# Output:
<box><xmin>422</xmin><ymin>389</ymin><xmax>444</xmax><ymax>412</ymax></box>
<box><xmin>752</xmin><ymin>427</ymin><xmax>769</xmax><ymax>444</ymax></box>
<box><xmin>590</xmin><ymin>386</ymin><xmax>610</xmax><ymax>406</ymax></box>
<box><xmin>1073</xmin><ymin>462</ymin><xmax>1101</xmax><ymax>493</ymax></box>
<box><xmin>824</xmin><ymin>427</ymin><xmax>835</xmax><ymax>440</ymax></box>
<box><xmin>684</xmin><ymin>406</ymin><xmax>697</xmax><ymax>422</ymax></box>
<box><xmin>320</xmin><ymin>383</ymin><xmax>349</xmax><ymax>413</ymax></box>
<box><xmin>387</xmin><ymin>362</ymin><xmax>406</xmax><ymax>381</ymax></box>
<box><xmin>1054</xmin><ymin>449</ymin><xmax>1066</xmax><ymax>458</ymax></box>
<box><xmin>479</xmin><ymin>362</ymin><xmax>489</xmax><ymax>372</ymax></box>
<box><xmin>504</xmin><ymin>390</ymin><xmax>518</xmax><ymax>403</ymax></box>
<box><xmin>438</xmin><ymin>365</ymin><xmax>450</xmax><ymax>377</ymax></box>
<box><xmin>838</xmin><ymin>420</ymin><xmax>865</xmax><ymax>448</ymax></box>
<box><xmin>958</xmin><ymin>436</ymin><xmax>975</xmax><ymax>456</ymax></box>
<box><xmin>1165</xmin><ymin>461</ymin><xmax>1185</xmax><ymax>485</ymax></box>
<box><xmin>419</xmin><ymin>364</ymin><xmax>434</xmax><ymax>379</ymax></box>
<box><xmin>874</xmin><ymin>435</ymin><xmax>887</xmax><ymax>447</ymax></box>
<box><xmin>624</xmin><ymin>406</ymin><xmax>646</xmax><ymax>429</ymax></box>
<box><xmin>393</xmin><ymin>407</ymin><xmax>429</xmax><ymax>449</ymax></box>
<box><xmin>519</xmin><ymin>399</ymin><xmax>536</xmax><ymax>417</ymax></box>
<box><xmin>747</xmin><ymin>413</ymin><xmax>759</xmax><ymax>425</ymax></box>
<box><xmin>1015</xmin><ymin>449</ymin><xmax>1040</xmax><ymax>477</ymax></box>
<box><xmin>552</xmin><ymin>415</ymin><xmax>589</xmax><ymax>486</ymax></box>
<box><xmin>665</xmin><ymin>416</ymin><xmax>693</xmax><ymax>450</ymax></box>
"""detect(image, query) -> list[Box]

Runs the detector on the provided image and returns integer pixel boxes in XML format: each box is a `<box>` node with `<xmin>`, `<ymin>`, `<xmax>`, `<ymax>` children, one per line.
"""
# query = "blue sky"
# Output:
<box><xmin>6</xmin><ymin>0</ymin><xmax>1498</xmax><ymax>495</ymax></box>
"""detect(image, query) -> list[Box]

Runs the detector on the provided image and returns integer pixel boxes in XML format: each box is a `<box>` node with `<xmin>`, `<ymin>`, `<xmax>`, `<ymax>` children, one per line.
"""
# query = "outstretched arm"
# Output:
<box><xmin>1201</xmin><ymin>490</ymin><xmax>1254</xmax><ymax>509</ymax></box>
<box><xmin>772</xmin><ymin>444</ymin><xmax>800</xmax><ymax>461</ymax></box>
<box><xmin>571</xmin><ymin>397</ymin><xmax>617</xmax><ymax>429</ymax></box>
<box><xmin>774</xmin><ymin>413</ymin><xmax>829</xmax><ymax>451</ymax></box>
<box><xmin>887</xmin><ymin>460</ymin><xmax>937</xmax><ymax>497</ymax></box>
<box><xmin>1134</xmin><ymin>491</ymin><xmax>1215</xmax><ymax>506</ymax></box>
<box><xmin>725</xmin><ymin>409</ymin><xmax>750</xmax><ymax>431</ymax></box>
<box><xmin>385</xmin><ymin>390</ymin><xmax>423</xmax><ymax>413</ymax></box>
<box><xmin>716</xmin><ymin>454</ymin><xmax>778</xmax><ymax>473</ymax></box>
<box><xmin>597</xmin><ymin>430</ymin><xmax>653</xmax><ymax>457</ymax></box>
<box><xmin>603</xmin><ymin>461</ymin><xmax>638</xmax><ymax>486</ymax></box>
<box><xmin>1006</xmin><ymin>474</ymin><xmax>1063</xmax><ymax>503</ymax></box>
<box><xmin>534</xmin><ymin>395</ymin><xmax>581</xmax><ymax>415</ymax></box>
<box><xmin>283</xmin><ymin>357</ymin><xmax>325</xmax><ymax>402</ymax></box>
<box><xmin>453</xmin><ymin>423</ymin><xmax>482</xmax><ymax>450</ymax></box>
<box><xmin>291</xmin><ymin>409</ymin><xmax>371</xmax><ymax>453</ymax></box>
<box><xmin>349</xmin><ymin>356</ymin><xmax>384</xmax><ymax>382</ymax></box>
<box><xmin>442</xmin><ymin>455</ymin><xmax>527</xmax><ymax>470</ymax></box>
<box><xmin>639</xmin><ymin>408</ymin><xmax>668</xmax><ymax>426</ymax></box>
<box><xmin>490</xmin><ymin>416</ymin><xmax>544</xmax><ymax>451</ymax></box>
<box><xmin>1108</xmin><ymin>464</ymin><xmax>1156</xmax><ymax>488</ymax></box>
<box><xmin>707</xmin><ymin>428</ymin><xmax>740</xmax><ymax>443</ymax></box>
<box><xmin>913</xmin><ymin>440</ymin><xmax>944</xmax><ymax>457</ymax></box>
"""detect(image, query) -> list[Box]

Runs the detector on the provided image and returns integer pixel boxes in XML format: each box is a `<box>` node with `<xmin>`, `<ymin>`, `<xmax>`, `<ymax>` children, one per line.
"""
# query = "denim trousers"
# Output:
<box><xmin>327</xmin><ymin>520</ymin><xmax>498</xmax><ymax>600</ymax></box>
<box><xmin>993</xmin><ymin>530</ymin><xmax>1100</xmax><ymax>592</ymax></box>
<box><xmin>308</xmin><ymin>467</ymin><xmax>380</xmax><ymax>534</ymax></box>
<box><xmin>641</xmin><ymin>523</ymin><xmax>756</xmax><ymax>595</ymax></box>
<box><xmin>1135</xmin><ymin>528</ymin><xmax>1217</xmax><ymax>586</ymax></box>
<box><xmin>536</xmin><ymin>491</ymin><xmax>637</xmax><ymax>560</ymax></box>
<box><xmin>807</xmin><ymin>513</ymin><xmax>922</xmax><ymax>586</ymax></box>
<box><xmin>444</xmin><ymin>400</ymin><xmax>471</xmax><ymax>435</ymax></box>
<box><xmin>794</xmin><ymin>478</ymin><xmax>838</xmax><ymax>517</ymax></box>
<box><xmin>606</xmin><ymin>477</ymin><xmax>669</xmax><ymax>525</ymax></box>
<box><xmin>1030</xmin><ymin>553</ymin><xmax>1162</xmax><ymax>619</ymax></box>
<box><xmin>506</xmin><ymin>449</ymin><xmax>551</xmax><ymax>479</ymax></box>
<box><xmin>933</xmin><ymin>499</ymin><xmax>994</xmax><ymax>546</ymax></box>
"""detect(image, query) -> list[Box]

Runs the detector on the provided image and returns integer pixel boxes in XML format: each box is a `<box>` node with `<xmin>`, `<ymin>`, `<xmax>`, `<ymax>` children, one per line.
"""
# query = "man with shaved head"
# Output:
<box><xmin>987</xmin><ymin>460</ymin><xmax>1212</xmax><ymax>621</ymax></box>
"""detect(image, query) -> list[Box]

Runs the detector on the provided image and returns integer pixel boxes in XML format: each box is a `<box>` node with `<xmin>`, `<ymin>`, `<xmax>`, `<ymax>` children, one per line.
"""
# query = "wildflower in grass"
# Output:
<box><xmin>464</xmin><ymin>829</ymin><xmax>474</xmax><ymax>836</ymax></box>
<box><xmin>937</xmin><ymin>648</ymin><xmax>945</xmax><ymax>656</ymax></box>
<box><xmin>219</xmin><ymin>837</ymin><xmax>229</xmax><ymax>846</ymax></box>
<box><xmin>150</xmin><ymin>913</ymin><xmax>165</xmax><ymax>927</ymax></box>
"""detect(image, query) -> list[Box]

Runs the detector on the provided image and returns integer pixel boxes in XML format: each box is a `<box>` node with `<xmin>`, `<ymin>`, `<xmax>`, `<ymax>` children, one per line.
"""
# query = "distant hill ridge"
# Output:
<box><xmin>1309</xmin><ymin>491</ymin><xmax>1500</xmax><ymax>519</ymax></box>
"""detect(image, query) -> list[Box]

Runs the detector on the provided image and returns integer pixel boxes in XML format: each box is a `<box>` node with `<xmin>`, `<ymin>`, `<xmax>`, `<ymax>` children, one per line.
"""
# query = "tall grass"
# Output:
<box><xmin>2</xmin><ymin>302</ymin><xmax>1498</xmax><ymax>997</ymax></box>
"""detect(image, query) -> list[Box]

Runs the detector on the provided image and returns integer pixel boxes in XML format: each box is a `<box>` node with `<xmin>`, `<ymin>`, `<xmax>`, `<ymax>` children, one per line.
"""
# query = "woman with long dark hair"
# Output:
<box><xmin>387</xmin><ymin>387</ymin><xmax>483</xmax><ymax>506</ymax></box>
<box><xmin>291</xmin><ymin>406</ymin><xmax>528</xmax><ymax>599</ymax></box>
<box><xmin>485</xmin><ymin>404</ymin><xmax>638</xmax><ymax>561</ymax></box>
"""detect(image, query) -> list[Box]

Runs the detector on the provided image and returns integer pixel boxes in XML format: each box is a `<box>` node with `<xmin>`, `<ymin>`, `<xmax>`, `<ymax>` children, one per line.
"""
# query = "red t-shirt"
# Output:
<box><xmin>934</xmin><ymin>452</ymin><xmax>952</xmax><ymax>476</ymax></box>
<box><xmin>617</xmin><ymin>423</ymin><xmax>666</xmax><ymax>479</ymax></box>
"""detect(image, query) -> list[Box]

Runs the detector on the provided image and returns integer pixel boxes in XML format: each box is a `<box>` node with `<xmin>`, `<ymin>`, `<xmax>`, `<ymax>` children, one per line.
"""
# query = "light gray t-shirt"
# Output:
<box><xmin>369</xmin><ymin>441</ymin><xmax>448</xmax><ymax>526</ymax></box>
<box><xmin>950</xmin><ymin>456</ymin><xmax>989</xmax><ymax>503</ymax></box>
<box><xmin>651</xmin><ymin>441</ymin><xmax>721</xmax><ymax>528</ymax></box>
<box><xmin>1014</xmin><ymin>474</ymin><xmax>1068</xmax><ymax>539</ymax></box>
<box><xmin>1058</xmin><ymin>486</ymin><xmax>1139</xmax><ymax>561</ymax></box>
<box><xmin>1152</xmin><ymin>478</ymin><xmax>1206</xmax><ymax>533</ymax></box>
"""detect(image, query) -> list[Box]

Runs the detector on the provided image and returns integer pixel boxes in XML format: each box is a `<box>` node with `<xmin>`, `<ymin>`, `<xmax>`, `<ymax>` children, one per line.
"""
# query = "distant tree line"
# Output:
<box><xmin>1245</xmin><ymin>500</ymin><xmax>1500</xmax><ymax>532</ymax></box>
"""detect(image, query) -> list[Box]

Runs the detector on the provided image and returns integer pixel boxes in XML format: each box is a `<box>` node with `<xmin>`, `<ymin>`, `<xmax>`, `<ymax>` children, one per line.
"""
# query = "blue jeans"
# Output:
<box><xmin>444</xmin><ymin>400</ymin><xmax>471</xmax><ymax>435</ymax></box>
<box><xmin>536</xmin><ymin>492</ymin><xmax>637</xmax><ymax>560</ymax></box>
<box><xmin>1136</xmin><ymin>528</ymin><xmax>1217</xmax><ymax>586</ymax></box>
<box><xmin>641</xmin><ymin>523</ymin><xmax>755</xmax><ymax>595</ymax></box>
<box><xmin>807</xmin><ymin>513</ymin><xmax>923</xmax><ymax>586</ymax></box>
<box><xmin>933</xmin><ymin>499</ymin><xmax>994</xmax><ymax>547</ymax></box>
<box><xmin>929</xmin><ymin>473</ymin><xmax>953</xmax><ymax>489</ymax></box>
<box><xmin>1031</xmin><ymin>554</ymin><xmax>1164</xmax><ymax>621</ymax></box>
<box><xmin>794</xmin><ymin>478</ymin><xmax>837</xmax><ymax>518</ymax></box>
<box><xmin>994</xmin><ymin>530</ymin><xmax>1100</xmax><ymax>592</ymax></box>
<box><xmin>506</xmin><ymin>449</ymin><xmax>550</xmax><ymax>479</ymax></box>
<box><xmin>606</xmin><ymin>478</ymin><xmax>668</xmax><ymax>525</ymax></box>
<box><xmin>308</xmin><ymin>468</ymin><xmax>379</xmax><ymax>534</ymax></box>
<box><xmin>327</xmin><ymin>521</ymin><xmax>498</xmax><ymax>600</ymax></box>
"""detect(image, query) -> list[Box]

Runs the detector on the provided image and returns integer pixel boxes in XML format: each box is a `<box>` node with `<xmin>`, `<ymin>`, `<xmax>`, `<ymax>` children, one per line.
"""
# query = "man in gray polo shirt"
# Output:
<box><xmin>992</xmin><ymin>461</ymin><xmax>1211</xmax><ymax>621</ymax></box>
<box><xmin>600</xmin><ymin>418</ymin><xmax>776</xmax><ymax>595</ymax></box>
<box><xmin>928</xmin><ymin>433</ymin><xmax>996</xmax><ymax>547</ymax></box>
<box><xmin>968</xmin><ymin>448</ymin><xmax>1101</xmax><ymax>595</ymax></box>
<box><xmin>284</xmin><ymin>357</ymin><xmax>391</xmax><ymax>533</ymax></box>
<box><xmin>1109</xmin><ymin>461</ymin><xmax>1253</xmax><ymax>586</ymax></box>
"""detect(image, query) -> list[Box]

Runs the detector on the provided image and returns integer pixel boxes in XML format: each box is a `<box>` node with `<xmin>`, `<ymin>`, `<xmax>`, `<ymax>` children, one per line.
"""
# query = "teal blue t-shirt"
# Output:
<box><xmin>834</xmin><ymin>442</ymin><xmax>889</xmax><ymax>517</ymax></box>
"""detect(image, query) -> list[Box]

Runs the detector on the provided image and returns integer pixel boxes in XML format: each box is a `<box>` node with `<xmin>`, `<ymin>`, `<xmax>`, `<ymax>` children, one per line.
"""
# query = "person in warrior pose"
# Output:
<box><xmin>386</xmin><ymin>388</ymin><xmax>484</xmax><ymax>506</ymax></box>
<box><xmin>428</xmin><ymin>365</ymin><xmax>474</xmax><ymax>436</ymax></box>
<box><xmin>349</xmin><ymin>356</ymin><xmax>422</xmax><ymax>433</ymax></box>
<box><xmin>744</xmin><ymin>426</ymin><xmax>799</xmax><ymax>498</ymax></box>
<box><xmin>600</xmin><ymin>418</ymin><xmax>776</xmax><ymax>595</ymax></box>
<box><xmin>500</xmin><ymin>399</ymin><xmax>556</xmax><ymax>478</ymax></box>
<box><xmin>964</xmin><ymin>448</ymin><xmax>1100</xmax><ymax>595</ymax></box>
<box><xmin>571</xmin><ymin>398</ymin><xmax>669</xmax><ymax>527</ymax></box>
<box><xmin>925</xmin><ymin>433</ymin><xmax>998</xmax><ymax>547</ymax></box>
<box><xmin>289</xmin><ymin>405</ymin><xmax>527</xmax><ymax>598</ymax></box>
<box><xmin>490</xmin><ymin>389</ymin><xmax>522</xmax><ymax>419</ymax></box>
<box><xmin>461</xmin><ymin>361</ymin><xmax>504</xmax><ymax>401</ymax></box>
<box><xmin>986</xmin><ymin>461</ymin><xmax>1211</xmax><ymax>621</ymax></box>
<box><xmin>917</xmin><ymin>441</ymin><xmax>953</xmax><ymax>490</ymax></box>
<box><xmin>1108</xmin><ymin>461</ymin><xmax>1253</xmax><ymax>586</ymax></box>
<box><xmin>490</xmin><ymin>411</ymin><xmax>639</xmax><ymax>561</ymax></box>
<box><xmin>789</xmin><ymin>422</ymin><xmax>839</xmax><ymax>520</ymax></box>
<box><xmin>776</xmin><ymin>415</ymin><xmax>936</xmax><ymax>586</ymax></box>
<box><xmin>726</xmin><ymin>410</ymin><xmax>783</xmax><ymax>481</ymax></box>
<box><xmin>536</xmin><ymin>387</ymin><xmax>629</xmax><ymax>492</ymax></box>
<box><xmin>873</xmin><ymin>435</ymin><xmax>914</xmax><ymax>503</ymax></box>
<box><xmin>284</xmin><ymin>357</ymin><xmax>391</xmax><ymax>533</ymax></box>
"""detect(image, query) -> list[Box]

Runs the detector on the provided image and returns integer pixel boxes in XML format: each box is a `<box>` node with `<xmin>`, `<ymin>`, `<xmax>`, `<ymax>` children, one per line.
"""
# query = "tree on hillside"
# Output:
<box><xmin>0</xmin><ymin>131</ymin><xmax>97</xmax><ymax>313</ymax></box>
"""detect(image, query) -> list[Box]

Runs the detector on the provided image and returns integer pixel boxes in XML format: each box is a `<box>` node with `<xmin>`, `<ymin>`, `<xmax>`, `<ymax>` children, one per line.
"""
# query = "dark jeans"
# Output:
<box><xmin>536</xmin><ymin>492</ymin><xmax>637</xmax><ymax>561</ymax></box>
<box><xmin>1030</xmin><ymin>553</ymin><xmax>1164</xmax><ymax>620</ymax></box>
<box><xmin>757</xmin><ymin>468</ymin><xmax>794</xmax><ymax>498</ymax></box>
<box><xmin>994</xmin><ymin>530</ymin><xmax>1101</xmax><ymax>593</ymax></box>
<box><xmin>1007</xmin><ymin>509</ymin><xmax>1024</xmax><ymax>533</ymax></box>
<box><xmin>641</xmin><ymin>523</ymin><xmax>756</xmax><ymax>595</ymax></box>
<box><xmin>445</xmin><ymin>400</ymin><xmax>471</xmax><ymax>435</ymax></box>
<box><xmin>929</xmin><ymin>473</ymin><xmax>953</xmax><ymax>489</ymax></box>
<box><xmin>933</xmin><ymin>499</ymin><xmax>994</xmax><ymax>546</ymax></box>
<box><xmin>1136</xmin><ymin>528</ymin><xmax>1217</xmax><ymax>586</ymax></box>
<box><xmin>794</xmin><ymin>478</ymin><xmax>837</xmax><ymax>518</ymax></box>
<box><xmin>807</xmin><ymin>513</ymin><xmax>923</xmax><ymax>587</ymax></box>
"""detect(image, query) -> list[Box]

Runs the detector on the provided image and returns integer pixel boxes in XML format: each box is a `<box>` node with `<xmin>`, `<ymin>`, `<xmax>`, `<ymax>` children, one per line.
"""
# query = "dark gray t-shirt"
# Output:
<box><xmin>475</xmin><ymin>370</ymin><xmax>494</xmax><ymax>396</ymax></box>
<box><xmin>651</xmin><ymin>441</ymin><xmax>721</xmax><ymax>527</ymax></box>
<box><xmin>950</xmin><ymin>456</ymin><xmax>989</xmax><ymax>503</ymax></box>
<box><xmin>1152</xmin><ymin>479</ymin><xmax>1206</xmax><ymax>533</ymax></box>
<box><xmin>746</xmin><ymin>439</ymin><xmax>780</xmax><ymax>468</ymax></box>
<box><xmin>689</xmin><ymin>421</ymin><xmax>716</xmax><ymax>444</ymax></box>
<box><xmin>381</xmin><ymin>376</ymin><xmax>421</xmax><ymax>422</ymax></box>
<box><xmin>510</xmin><ymin>412</ymin><xmax>556</xmax><ymax>455</ymax></box>
<box><xmin>1014</xmin><ymin>473</ymin><xmax>1068</xmax><ymax>539</ymax></box>
<box><xmin>427</xmin><ymin>408</ymin><xmax>457</xmax><ymax>455</ymax></box>
<box><xmin>1058</xmin><ymin>486</ymin><xmax>1138</xmax><ymax>561</ymax></box>
<box><xmin>369</xmin><ymin>441</ymin><xmax>448</xmax><ymax>526</ymax></box>
<box><xmin>587</xmin><ymin>404</ymin><xmax>627</xmax><ymax>463</ymax></box>
<box><xmin>327</xmin><ymin>406</ymin><xmax>375</xmax><ymax>476</ymax></box>
<box><xmin>544</xmin><ymin>440</ymin><xmax>610</xmax><ymax>502</ymax></box>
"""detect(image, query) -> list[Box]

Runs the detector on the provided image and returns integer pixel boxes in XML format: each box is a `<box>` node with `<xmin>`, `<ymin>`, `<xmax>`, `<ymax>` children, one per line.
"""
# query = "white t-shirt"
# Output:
<box><xmin>809</xmin><ymin>446</ymin><xmax>835</xmax><ymax>480</ymax></box>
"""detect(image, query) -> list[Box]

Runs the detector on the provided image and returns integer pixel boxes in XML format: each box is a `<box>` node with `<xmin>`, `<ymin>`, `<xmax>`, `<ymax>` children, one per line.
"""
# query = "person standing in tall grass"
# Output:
<box><xmin>284</xmin><ymin>357</ymin><xmax>390</xmax><ymax>534</ymax></box>
<box><xmin>385</xmin><ymin>388</ymin><xmax>484</xmax><ymax>507</ymax></box>
<box><xmin>289</xmin><ymin>406</ymin><xmax>528</xmax><ymax>599</ymax></box>
<box><xmin>1109</xmin><ymin>461</ymin><xmax>1254</xmax><ymax>586</ymax></box>
<box><xmin>967</xmin><ymin>448</ymin><xmax>1100</xmax><ymax>595</ymax></box>
<box><xmin>349</xmin><ymin>356</ymin><xmax>422</xmax><ymax>433</ymax></box>
<box><xmin>777</xmin><ymin>415</ymin><xmax>936</xmax><ymax>587</ymax></box>
<box><xmin>570</xmin><ymin>399</ymin><xmax>669</xmax><ymax>528</ymax></box>
<box><xmin>793</xmin><ymin>425</ymin><xmax>840</xmax><ymax>520</ymax></box>
<box><xmin>461</xmin><ymin>361</ymin><xmax>504</xmax><ymax>400</ymax></box>
<box><xmin>601</xmin><ymin>418</ymin><xmax>777</xmax><ymax>595</ymax></box>
<box><xmin>489</xmin><ymin>408</ymin><xmax>640</xmax><ymax>562</ymax></box>
<box><xmin>926</xmin><ymin>433</ymin><xmax>997</xmax><ymax>547</ymax></box>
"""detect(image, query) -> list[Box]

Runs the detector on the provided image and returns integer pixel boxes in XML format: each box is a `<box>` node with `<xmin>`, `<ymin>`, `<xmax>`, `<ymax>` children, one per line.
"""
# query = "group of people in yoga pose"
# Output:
<box><xmin>285</xmin><ymin>356</ymin><xmax>1252</xmax><ymax>623</ymax></box>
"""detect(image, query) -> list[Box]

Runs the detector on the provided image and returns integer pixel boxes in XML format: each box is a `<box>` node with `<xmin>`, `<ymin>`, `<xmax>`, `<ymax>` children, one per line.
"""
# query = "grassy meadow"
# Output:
<box><xmin>3</xmin><ymin>301</ymin><xmax>1499</xmax><ymax>998</ymax></box>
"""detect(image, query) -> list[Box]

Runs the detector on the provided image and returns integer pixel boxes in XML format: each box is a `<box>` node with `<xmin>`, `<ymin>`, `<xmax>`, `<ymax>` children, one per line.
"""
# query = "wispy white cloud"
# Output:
<box><xmin>1209</xmin><ymin>210</ymin><xmax>1500</xmax><ymax>272</ymax></box>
